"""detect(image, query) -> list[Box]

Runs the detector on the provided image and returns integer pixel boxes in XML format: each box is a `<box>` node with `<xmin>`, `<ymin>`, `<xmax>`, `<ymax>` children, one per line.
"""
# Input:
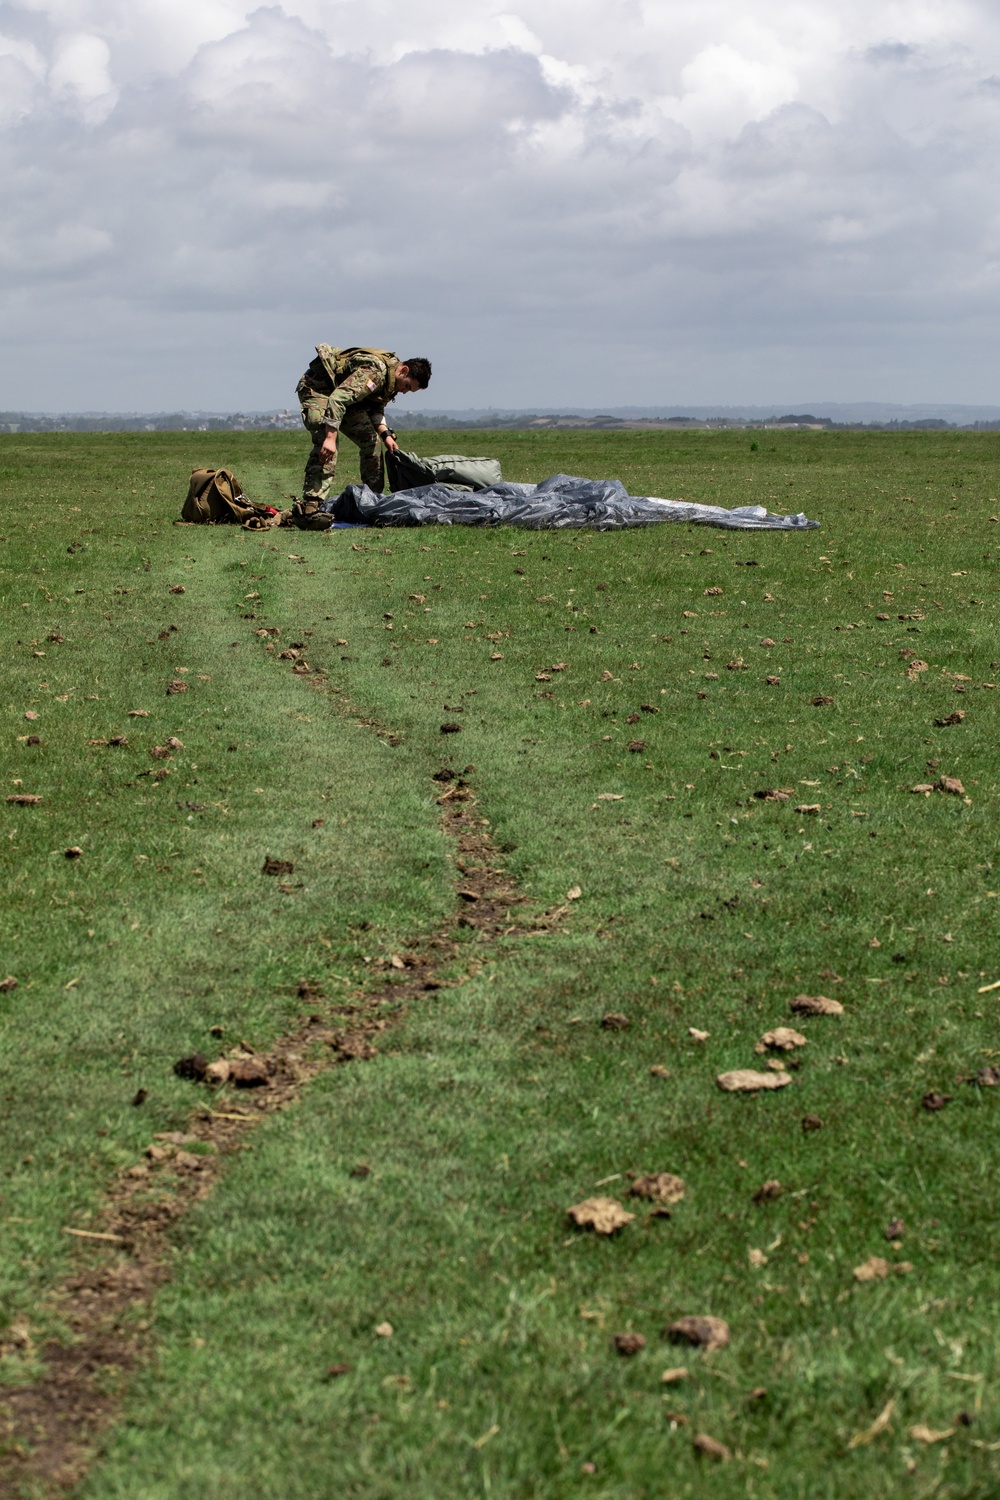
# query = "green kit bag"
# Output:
<box><xmin>386</xmin><ymin>450</ymin><xmax>503</xmax><ymax>493</ymax></box>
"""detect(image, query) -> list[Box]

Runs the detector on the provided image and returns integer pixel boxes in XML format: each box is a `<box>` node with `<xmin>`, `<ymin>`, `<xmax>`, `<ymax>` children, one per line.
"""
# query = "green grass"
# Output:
<box><xmin>2</xmin><ymin>429</ymin><xmax>999</xmax><ymax>1498</ymax></box>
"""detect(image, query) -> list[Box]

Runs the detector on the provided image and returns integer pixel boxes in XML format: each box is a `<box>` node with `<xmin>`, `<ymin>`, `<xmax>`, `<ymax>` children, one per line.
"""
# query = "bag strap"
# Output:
<box><xmin>315</xmin><ymin>344</ymin><xmax>341</xmax><ymax>387</ymax></box>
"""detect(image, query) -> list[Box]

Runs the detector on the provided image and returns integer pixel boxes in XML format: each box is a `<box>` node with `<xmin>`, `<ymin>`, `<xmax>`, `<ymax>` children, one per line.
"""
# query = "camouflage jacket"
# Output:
<box><xmin>298</xmin><ymin>347</ymin><xmax>398</xmax><ymax>431</ymax></box>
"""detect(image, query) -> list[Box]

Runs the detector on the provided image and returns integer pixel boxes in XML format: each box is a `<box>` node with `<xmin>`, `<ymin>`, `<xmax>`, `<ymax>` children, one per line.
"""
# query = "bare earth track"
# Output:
<box><xmin>0</xmin><ymin>675</ymin><xmax>555</xmax><ymax>1496</ymax></box>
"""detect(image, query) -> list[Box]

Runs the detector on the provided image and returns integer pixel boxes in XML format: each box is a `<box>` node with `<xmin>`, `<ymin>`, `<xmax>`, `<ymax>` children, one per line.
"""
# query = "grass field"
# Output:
<box><xmin>2</xmin><ymin>428</ymin><xmax>999</xmax><ymax>1499</ymax></box>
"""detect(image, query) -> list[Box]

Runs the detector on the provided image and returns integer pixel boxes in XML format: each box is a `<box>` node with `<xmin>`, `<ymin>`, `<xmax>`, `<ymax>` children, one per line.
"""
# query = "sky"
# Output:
<box><xmin>4</xmin><ymin>0</ymin><xmax>1000</xmax><ymax>412</ymax></box>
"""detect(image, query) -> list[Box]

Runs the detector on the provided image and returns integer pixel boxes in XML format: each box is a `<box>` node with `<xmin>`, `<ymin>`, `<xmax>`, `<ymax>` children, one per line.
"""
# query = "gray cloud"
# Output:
<box><xmin>3</xmin><ymin>1</ymin><xmax>1000</xmax><ymax>409</ymax></box>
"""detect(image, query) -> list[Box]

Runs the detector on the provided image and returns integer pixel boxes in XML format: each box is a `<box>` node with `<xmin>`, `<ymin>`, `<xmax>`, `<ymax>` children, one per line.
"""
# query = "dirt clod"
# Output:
<box><xmin>693</xmin><ymin>1433</ymin><xmax>731</xmax><ymax>1462</ymax></box>
<box><xmin>628</xmin><ymin>1173</ymin><xmax>685</xmax><ymax>1206</ymax></box>
<box><xmin>440</xmin><ymin>722</ymin><xmax>462</xmax><ymax>734</ymax></box>
<box><xmin>332</xmin><ymin>1034</ymin><xmax>377</xmax><ymax>1062</ymax></box>
<box><xmin>166</xmin><ymin>679</ymin><xmax>189</xmax><ymax>695</ymax></box>
<box><xmin>753</xmin><ymin>1179</ymin><xmax>783</xmax><ymax>1204</ymax></box>
<box><xmin>755</xmin><ymin>1027</ymin><xmax>807</xmax><ymax>1053</ymax></box>
<box><xmin>665</xmin><ymin>1316</ymin><xmax>730</xmax><ymax>1351</ymax></box>
<box><xmin>801</xmin><ymin>1113</ymin><xmax>823</xmax><ymax>1132</ymax></box>
<box><xmin>853</xmin><ymin>1256</ymin><xmax>890</xmax><ymax>1282</ymax></box>
<box><xmin>790</xmin><ymin>994</ymin><xmax>844</xmax><ymax>1016</ymax></box>
<box><xmin>230</xmin><ymin>1058</ymin><xmax>270</xmax><ymax>1088</ymax></box>
<box><xmin>938</xmin><ymin>775</ymin><xmax>965</xmax><ymax>794</ymax></box>
<box><xmin>6</xmin><ymin>794</ymin><xmax>42</xmax><ymax>806</ymax></box>
<box><xmin>921</xmin><ymin>1091</ymin><xmax>952</xmax><ymax>1111</ymax></box>
<box><xmin>611</xmin><ymin>1333</ymin><xmax>646</xmax><ymax>1356</ymax></box>
<box><xmin>0</xmin><ymin>975</ymin><xmax>18</xmax><ymax>993</ymax></box>
<box><xmin>812</xmin><ymin>695</ymin><xmax>834</xmax><ymax>707</ymax></box>
<box><xmin>717</xmin><ymin>1069</ymin><xmax>792</xmax><ymax>1092</ymax></box>
<box><xmin>567</xmin><ymin>1197</ymin><xmax>635</xmax><ymax>1235</ymax></box>
<box><xmin>325</xmin><ymin>1363</ymin><xmax>352</xmax><ymax>1379</ymax></box>
<box><xmin>262</xmin><ymin>857</ymin><xmax>294</xmax><ymax>876</ymax></box>
<box><xmin>64</xmin><ymin>847</ymin><xmax>83</xmax><ymax>859</ymax></box>
<box><xmin>600</xmin><ymin>1011</ymin><xmax>629</xmax><ymax>1031</ymax></box>
<box><xmin>974</xmin><ymin>1066</ymin><xmax>1000</xmax><ymax>1087</ymax></box>
<box><xmin>885</xmin><ymin>1218</ymin><xmax>905</xmax><ymax>1241</ymax></box>
<box><xmin>173</xmin><ymin>1054</ymin><xmax>208</xmax><ymax>1081</ymax></box>
<box><xmin>934</xmin><ymin>711</ymin><xmax>965</xmax><ymax>727</ymax></box>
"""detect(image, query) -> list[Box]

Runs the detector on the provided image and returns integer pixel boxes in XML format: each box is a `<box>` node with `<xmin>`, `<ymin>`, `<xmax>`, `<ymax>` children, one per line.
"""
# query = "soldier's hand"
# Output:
<box><xmin>319</xmin><ymin>429</ymin><xmax>337</xmax><ymax>463</ymax></box>
<box><xmin>384</xmin><ymin>434</ymin><xmax>399</xmax><ymax>454</ymax></box>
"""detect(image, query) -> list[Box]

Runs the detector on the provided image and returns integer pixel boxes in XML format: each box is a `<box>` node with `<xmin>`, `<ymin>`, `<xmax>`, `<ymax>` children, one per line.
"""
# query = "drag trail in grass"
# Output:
<box><xmin>2</xmin><ymin>430</ymin><xmax>999</xmax><ymax>1498</ymax></box>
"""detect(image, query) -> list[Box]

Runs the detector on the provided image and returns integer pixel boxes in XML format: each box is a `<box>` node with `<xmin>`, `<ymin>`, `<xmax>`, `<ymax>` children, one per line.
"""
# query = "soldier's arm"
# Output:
<box><xmin>375</xmin><ymin>416</ymin><xmax>399</xmax><ymax>453</ymax></box>
<box><xmin>322</xmin><ymin>360</ymin><xmax>388</xmax><ymax>432</ymax></box>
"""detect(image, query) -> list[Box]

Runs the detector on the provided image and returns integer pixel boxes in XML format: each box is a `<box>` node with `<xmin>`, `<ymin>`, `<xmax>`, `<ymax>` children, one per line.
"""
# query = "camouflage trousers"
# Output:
<box><xmin>301</xmin><ymin>405</ymin><xmax>384</xmax><ymax>505</ymax></box>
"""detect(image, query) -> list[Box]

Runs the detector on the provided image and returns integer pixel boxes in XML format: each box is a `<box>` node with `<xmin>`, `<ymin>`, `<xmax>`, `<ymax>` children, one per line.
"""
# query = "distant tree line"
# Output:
<box><xmin>0</xmin><ymin>412</ymin><xmax>302</xmax><ymax>433</ymax></box>
<box><xmin>2</xmin><ymin>410</ymin><xmax>999</xmax><ymax>434</ymax></box>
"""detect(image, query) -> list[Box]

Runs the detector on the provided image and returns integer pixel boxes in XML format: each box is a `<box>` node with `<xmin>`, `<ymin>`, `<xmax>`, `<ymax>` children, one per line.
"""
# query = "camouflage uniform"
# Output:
<box><xmin>296</xmin><ymin>347</ymin><xmax>399</xmax><ymax>520</ymax></box>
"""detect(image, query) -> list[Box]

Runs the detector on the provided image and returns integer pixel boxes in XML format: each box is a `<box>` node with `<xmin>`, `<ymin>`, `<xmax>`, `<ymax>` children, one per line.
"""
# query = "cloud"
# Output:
<box><xmin>2</xmin><ymin>0</ymin><xmax>1000</xmax><ymax>408</ymax></box>
<box><xmin>49</xmin><ymin>31</ymin><xmax>116</xmax><ymax>106</ymax></box>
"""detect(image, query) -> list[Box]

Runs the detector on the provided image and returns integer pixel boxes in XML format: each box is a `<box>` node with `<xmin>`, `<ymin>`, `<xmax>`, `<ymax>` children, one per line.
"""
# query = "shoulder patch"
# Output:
<box><xmin>366</xmin><ymin>379</ymin><xmax>376</xmax><ymax>391</ymax></box>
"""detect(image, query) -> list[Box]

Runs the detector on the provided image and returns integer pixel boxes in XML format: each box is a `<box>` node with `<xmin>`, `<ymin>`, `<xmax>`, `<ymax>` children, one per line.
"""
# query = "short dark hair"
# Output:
<box><xmin>401</xmin><ymin>357</ymin><xmax>431</xmax><ymax>388</ymax></box>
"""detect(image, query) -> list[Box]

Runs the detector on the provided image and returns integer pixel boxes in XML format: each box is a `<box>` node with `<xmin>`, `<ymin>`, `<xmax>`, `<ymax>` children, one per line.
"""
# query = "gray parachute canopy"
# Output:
<box><xmin>321</xmin><ymin>469</ymin><xmax>819</xmax><ymax>532</ymax></box>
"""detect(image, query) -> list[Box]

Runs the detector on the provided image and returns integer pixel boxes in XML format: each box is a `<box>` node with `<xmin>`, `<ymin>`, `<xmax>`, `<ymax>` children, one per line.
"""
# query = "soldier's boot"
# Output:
<box><xmin>294</xmin><ymin>434</ymin><xmax>337</xmax><ymax>527</ymax></box>
<box><xmin>291</xmin><ymin>497</ymin><xmax>333</xmax><ymax>531</ymax></box>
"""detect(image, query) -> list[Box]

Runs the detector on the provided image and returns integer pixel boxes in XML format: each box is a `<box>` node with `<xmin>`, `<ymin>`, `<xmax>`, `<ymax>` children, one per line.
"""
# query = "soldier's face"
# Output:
<box><xmin>395</xmin><ymin>367</ymin><xmax>422</xmax><ymax>394</ymax></box>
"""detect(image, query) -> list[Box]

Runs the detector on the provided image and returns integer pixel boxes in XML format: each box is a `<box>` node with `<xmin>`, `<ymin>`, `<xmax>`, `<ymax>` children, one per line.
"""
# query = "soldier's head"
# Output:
<box><xmin>395</xmin><ymin>358</ymin><xmax>431</xmax><ymax>393</ymax></box>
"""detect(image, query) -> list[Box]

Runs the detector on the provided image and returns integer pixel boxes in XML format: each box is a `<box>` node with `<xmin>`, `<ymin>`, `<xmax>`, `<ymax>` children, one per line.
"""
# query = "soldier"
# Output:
<box><xmin>294</xmin><ymin>344</ymin><xmax>431</xmax><ymax>525</ymax></box>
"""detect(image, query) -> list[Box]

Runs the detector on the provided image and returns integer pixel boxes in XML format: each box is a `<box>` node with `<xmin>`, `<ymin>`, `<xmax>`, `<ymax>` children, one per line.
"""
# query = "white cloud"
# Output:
<box><xmin>49</xmin><ymin>30</ymin><xmax>111</xmax><ymax>94</ymax></box>
<box><xmin>3</xmin><ymin>0</ymin><xmax>1000</xmax><ymax>408</ymax></box>
<box><xmin>665</xmin><ymin>42</ymin><xmax>800</xmax><ymax>139</ymax></box>
<box><xmin>48</xmin><ymin>29</ymin><xmax>116</xmax><ymax>117</ymax></box>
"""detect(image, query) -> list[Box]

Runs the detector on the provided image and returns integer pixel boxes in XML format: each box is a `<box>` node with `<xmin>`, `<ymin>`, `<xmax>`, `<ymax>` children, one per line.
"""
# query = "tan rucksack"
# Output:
<box><xmin>181</xmin><ymin>468</ymin><xmax>280</xmax><ymax>527</ymax></box>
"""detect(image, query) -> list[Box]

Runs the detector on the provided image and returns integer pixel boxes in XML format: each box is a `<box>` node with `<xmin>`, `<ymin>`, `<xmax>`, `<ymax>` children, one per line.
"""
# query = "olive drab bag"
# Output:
<box><xmin>385</xmin><ymin>449</ymin><xmax>503</xmax><ymax>493</ymax></box>
<box><xmin>181</xmin><ymin>468</ymin><xmax>280</xmax><ymax>527</ymax></box>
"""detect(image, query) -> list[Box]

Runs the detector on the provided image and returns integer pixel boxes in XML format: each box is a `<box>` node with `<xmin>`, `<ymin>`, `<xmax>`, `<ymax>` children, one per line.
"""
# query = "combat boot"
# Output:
<box><xmin>291</xmin><ymin>497</ymin><xmax>332</xmax><ymax>531</ymax></box>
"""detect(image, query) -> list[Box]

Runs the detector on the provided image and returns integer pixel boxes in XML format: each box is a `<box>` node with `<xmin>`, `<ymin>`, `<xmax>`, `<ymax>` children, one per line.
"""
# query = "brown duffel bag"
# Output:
<box><xmin>181</xmin><ymin>468</ymin><xmax>282</xmax><ymax>527</ymax></box>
